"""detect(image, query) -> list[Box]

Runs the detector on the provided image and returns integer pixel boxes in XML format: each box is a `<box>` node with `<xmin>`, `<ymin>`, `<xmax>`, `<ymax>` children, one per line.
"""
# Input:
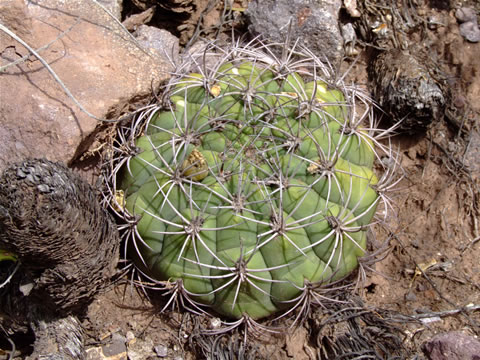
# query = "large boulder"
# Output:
<box><xmin>0</xmin><ymin>0</ymin><xmax>176</xmax><ymax>172</ymax></box>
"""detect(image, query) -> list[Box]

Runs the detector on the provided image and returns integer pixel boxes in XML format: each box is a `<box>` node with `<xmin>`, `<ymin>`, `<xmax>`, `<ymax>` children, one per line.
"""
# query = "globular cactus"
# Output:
<box><xmin>112</xmin><ymin>41</ymin><xmax>394</xmax><ymax>322</ymax></box>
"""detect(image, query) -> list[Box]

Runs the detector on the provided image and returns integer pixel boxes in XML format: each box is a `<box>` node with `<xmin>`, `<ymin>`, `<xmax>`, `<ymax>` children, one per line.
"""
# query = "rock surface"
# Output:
<box><xmin>0</xmin><ymin>0</ymin><xmax>174</xmax><ymax>172</ymax></box>
<box><xmin>134</xmin><ymin>25</ymin><xmax>180</xmax><ymax>65</ymax></box>
<box><xmin>459</xmin><ymin>21</ymin><xmax>480</xmax><ymax>43</ymax></box>
<box><xmin>95</xmin><ymin>0</ymin><xmax>123</xmax><ymax>20</ymax></box>
<box><xmin>422</xmin><ymin>331</ymin><xmax>480</xmax><ymax>360</ymax></box>
<box><xmin>246</xmin><ymin>0</ymin><xmax>344</xmax><ymax>65</ymax></box>
<box><xmin>464</xmin><ymin>130</ymin><xmax>480</xmax><ymax>181</ymax></box>
<box><xmin>456</xmin><ymin>7</ymin><xmax>480</xmax><ymax>43</ymax></box>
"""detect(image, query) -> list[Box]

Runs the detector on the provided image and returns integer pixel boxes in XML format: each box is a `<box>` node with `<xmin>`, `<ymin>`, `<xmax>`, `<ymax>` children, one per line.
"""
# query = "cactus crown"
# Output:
<box><xmin>112</xmin><ymin>39</ymin><xmax>394</xmax><ymax>324</ymax></box>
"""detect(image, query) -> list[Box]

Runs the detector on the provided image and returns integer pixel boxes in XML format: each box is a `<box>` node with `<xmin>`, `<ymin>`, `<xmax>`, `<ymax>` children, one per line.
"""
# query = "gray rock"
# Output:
<box><xmin>459</xmin><ymin>21</ymin><xmax>480</xmax><ymax>43</ymax></box>
<box><xmin>464</xmin><ymin>130</ymin><xmax>480</xmax><ymax>181</ymax></box>
<box><xmin>0</xmin><ymin>0</ymin><xmax>172</xmax><ymax>172</ymax></box>
<box><xmin>127</xmin><ymin>337</ymin><xmax>156</xmax><ymax>360</ymax></box>
<box><xmin>134</xmin><ymin>25</ymin><xmax>180</xmax><ymax>66</ymax></box>
<box><xmin>404</xmin><ymin>291</ymin><xmax>417</xmax><ymax>302</ymax></box>
<box><xmin>86</xmin><ymin>347</ymin><xmax>104</xmax><ymax>360</ymax></box>
<box><xmin>456</xmin><ymin>7</ymin><xmax>477</xmax><ymax>24</ymax></box>
<box><xmin>422</xmin><ymin>332</ymin><xmax>480</xmax><ymax>360</ymax></box>
<box><xmin>341</xmin><ymin>22</ymin><xmax>358</xmax><ymax>56</ymax></box>
<box><xmin>154</xmin><ymin>344</ymin><xmax>168</xmax><ymax>357</ymax></box>
<box><xmin>246</xmin><ymin>0</ymin><xmax>344</xmax><ymax>66</ymax></box>
<box><xmin>102</xmin><ymin>333</ymin><xmax>127</xmax><ymax>357</ymax></box>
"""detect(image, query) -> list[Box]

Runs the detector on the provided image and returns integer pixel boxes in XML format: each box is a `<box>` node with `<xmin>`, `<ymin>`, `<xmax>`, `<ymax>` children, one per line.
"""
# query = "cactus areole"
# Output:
<box><xmin>118</xmin><ymin>48</ymin><xmax>381</xmax><ymax>321</ymax></box>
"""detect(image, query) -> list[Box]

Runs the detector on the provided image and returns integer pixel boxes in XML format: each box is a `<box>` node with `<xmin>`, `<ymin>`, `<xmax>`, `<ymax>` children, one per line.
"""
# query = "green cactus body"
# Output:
<box><xmin>119</xmin><ymin>57</ymin><xmax>380</xmax><ymax>320</ymax></box>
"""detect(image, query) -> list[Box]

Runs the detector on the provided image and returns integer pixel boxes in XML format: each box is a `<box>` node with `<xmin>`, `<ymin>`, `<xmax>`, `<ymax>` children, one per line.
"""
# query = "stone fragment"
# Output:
<box><xmin>455</xmin><ymin>7</ymin><xmax>480</xmax><ymax>43</ymax></box>
<box><xmin>134</xmin><ymin>25</ymin><xmax>180</xmax><ymax>65</ymax></box>
<box><xmin>127</xmin><ymin>337</ymin><xmax>156</xmax><ymax>360</ymax></box>
<box><xmin>463</xmin><ymin>131</ymin><xmax>480</xmax><ymax>181</ymax></box>
<box><xmin>86</xmin><ymin>347</ymin><xmax>105</xmax><ymax>360</ymax></box>
<box><xmin>341</xmin><ymin>23</ymin><xmax>358</xmax><ymax>55</ymax></box>
<box><xmin>154</xmin><ymin>344</ymin><xmax>168</xmax><ymax>357</ymax></box>
<box><xmin>246</xmin><ymin>0</ymin><xmax>344</xmax><ymax>65</ymax></box>
<box><xmin>0</xmin><ymin>0</ymin><xmax>174</xmax><ymax>172</ymax></box>
<box><xmin>456</xmin><ymin>7</ymin><xmax>477</xmax><ymax>24</ymax></box>
<box><xmin>102</xmin><ymin>333</ymin><xmax>127</xmax><ymax>359</ymax></box>
<box><xmin>422</xmin><ymin>332</ymin><xmax>480</xmax><ymax>360</ymax></box>
<box><xmin>343</xmin><ymin>0</ymin><xmax>360</xmax><ymax>18</ymax></box>
<box><xmin>459</xmin><ymin>22</ymin><xmax>480</xmax><ymax>43</ymax></box>
<box><xmin>128</xmin><ymin>0</ymin><xmax>198</xmax><ymax>44</ymax></box>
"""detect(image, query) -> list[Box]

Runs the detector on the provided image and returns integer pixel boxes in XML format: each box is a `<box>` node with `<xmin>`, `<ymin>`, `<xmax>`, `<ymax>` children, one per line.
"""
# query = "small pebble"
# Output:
<box><xmin>405</xmin><ymin>291</ymin><xmax>417</xmax><ymax>302</ymax></box>
<box><xmin>125</xmin><ymin>331</ymin><xmax>135</xmax><ymax>342</ymax></box>
<box><xmin>209</xmin><ymin>317</ymin><xmax>222</xmax><ymax>329</ymax></box>
<box><xmin>111</xmin><ymin>332</ymin><xmax>127</xmax><ymax>344</ymax></box>
<box><xmin>341</xmin><ymin>23</ymin><xmax>356</xmax><ymax>44</ymax></box>
<box><xmin>460</xmin><ymin>22</ymin><xmax>480</xmax><ymax>42</ymax></box>
<box><xmin>154</xmin><ymin>345</ymin><xmax>168</xmax><ymax>357</ymax></box>
<box><xmin>415</xmin><ymin>307</ymin><xmax>431</xmax><ymax>314</ymax></box>
<box><xmin>37</xmin><ymin>184</ymin><xmax>51</xmax><ymax>193</ymax></box>
<box><xmin>453</xmin><ymin>94</ymin><xmax>466</xmax><ymax>108</ymax></box>
<box><xmin>16</xmin><ymin>168</ymin><xmax>27</xmax><ymax>178</ymax></box>
<box><xmin>25</xmin><ymin>173</ymin><xmax>35</xmax><ymax>183</ymax></box>
<box><xmin>455</xmin><ymin>7</ymin><xmax>477</xmax><ymax>24</ymax></box>
<box><xmin>19</xmin><ymin>282</ymin><xmax>34</xmax><ymax>296</ymax></box>
<box><xmin>102</xmin><ymin>341</ymin><xmax>127</xmax><ymax>358</ymax></box>
<box><xmin>427</xmin><ymin>15</ymin><xmax>444</xmax><ymax>30</ymax></box>
<box><xmin>341</xmin><ymin>23</ymin><xmax>359</xmax><ymax>56</ymax></box>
